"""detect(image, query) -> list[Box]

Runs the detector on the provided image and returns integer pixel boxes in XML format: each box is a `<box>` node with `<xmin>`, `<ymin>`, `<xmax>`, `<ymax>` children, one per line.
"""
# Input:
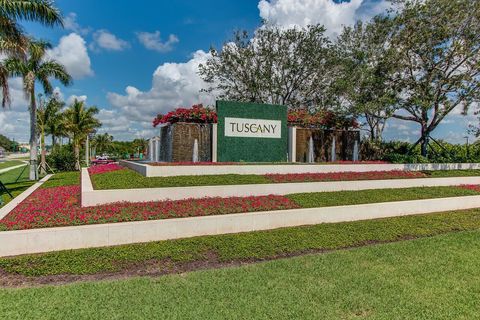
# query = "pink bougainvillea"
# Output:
<box><xmin>152</xmin><ymin>104</ymin><xmax>359</xmax><ymax>129</ymax></box>
<box><xmin>88</xmin><ymin>163</ymin><xmax>125</xmax><ymax>175</ymax></box>
<box><xmin>153</xmin><ymin>104</ymin><xmax>218</xmax><ymax>127</ymax></box>
<box><xmin>0</xmin><ymin>186</ymin><xmax>299</xmax><ymax>231</ymax></box>
<box><xmin>265</xmin><ymin>170</ymin><xmax>427</xmax><ymax>183</ymax></box>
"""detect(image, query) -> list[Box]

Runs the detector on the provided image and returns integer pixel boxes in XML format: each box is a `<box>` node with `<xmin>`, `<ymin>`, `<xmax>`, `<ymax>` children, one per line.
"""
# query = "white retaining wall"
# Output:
<box><xmin>120</xmin><ymin>160</ymin><xmax>480</xmax><ymax>177</ymax></box>
<box><xmin>2</xmin><ymin>195</ymin><xmax>480</xmax><ymax>257</ymax></box>
<box><xmin>82</xmin><ymin>168</ymin><xmax>480</xmax><ymax>206</ymax></box>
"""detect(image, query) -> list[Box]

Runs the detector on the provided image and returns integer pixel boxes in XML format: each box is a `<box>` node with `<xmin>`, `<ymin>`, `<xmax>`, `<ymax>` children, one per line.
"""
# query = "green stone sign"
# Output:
<box><xmin>216</xmin><ymin>100</ymin><xmax>287</xmax><ymax>162</ymax></box>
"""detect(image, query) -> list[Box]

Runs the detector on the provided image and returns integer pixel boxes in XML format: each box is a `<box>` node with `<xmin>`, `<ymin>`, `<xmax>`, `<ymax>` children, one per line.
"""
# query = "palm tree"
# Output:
<box><xmin>37</xmin><ymin>93</ymin><xmax>64</xmax><ymax>174</ymax></box>
<box><xmin>63</xmin><ymin>99</ymin><xmax>101</xmax><ymax>170</ymax></box>
<box><xmin>93</xmin><ymin>133</ymin><xmax>113</xmax><ymax>155</ymax></box>
<box><xmin>5</xmin><ymin>40</ymin><xmax>72</xmax><ymax>180</ymax></box>
<box><xmin>0</xmin><ymin>0</ymin><xmax>63</xmax><ymax>107</ymax></box>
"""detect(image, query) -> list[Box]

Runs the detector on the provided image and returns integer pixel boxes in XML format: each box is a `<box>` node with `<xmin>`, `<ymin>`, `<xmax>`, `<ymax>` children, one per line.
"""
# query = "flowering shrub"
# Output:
<box><xmin>265</xmin><ymin>170</ymin><xmax>427</xmax><ymax>183</ymax></box>
<box><xmin>88</xmin><ymin>163</ymin><xmax>125</xmax><ymax>175</ymax></box>
<box><xmin>153</xmin><ymin>104</ymin><xmax>218</xmax><ymax>127</ymax></box>
<box><xmin>0</xmin><ymin>186</ymin><xmax>299</xmax><ymax>231</ymax></box>
<box><xmin>152</xmin><ymin>104</ymin><xmax>358</xmax><ymax>129</ymax></box>
<box><xmin>287</xmin><ymin>108</ymin><xmax>359</xmax><ymax>129</ymax></box>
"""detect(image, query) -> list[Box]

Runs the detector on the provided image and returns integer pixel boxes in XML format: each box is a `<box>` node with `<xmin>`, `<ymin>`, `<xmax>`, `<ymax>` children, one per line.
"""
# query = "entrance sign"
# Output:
<box><xmin>216</xmin><ymin>101</ymin><xmax>287</xmax><ymax>162</ymax></box>
<box><xmin>224</xmin><ymin>117</ymin><xmax>281</xmax><ymax>139</ymax></box>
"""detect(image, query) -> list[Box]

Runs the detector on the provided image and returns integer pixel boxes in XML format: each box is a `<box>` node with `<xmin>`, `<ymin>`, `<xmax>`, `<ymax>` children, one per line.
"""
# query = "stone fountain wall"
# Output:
<box><xmin>295</xmin><ymin>128</ymin><xmax>360</xmax><ymax>162</ymax></box>
<box><xmin>159</xmin><ymin>123</ymin><xmax>212</xmax><ymax>162</ymax></box>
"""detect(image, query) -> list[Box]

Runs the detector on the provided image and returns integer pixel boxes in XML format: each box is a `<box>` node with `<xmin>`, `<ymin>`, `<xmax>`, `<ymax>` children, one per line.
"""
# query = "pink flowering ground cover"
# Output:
<box><xmin>88</xmin><ymin>163</ymin><xmax>125</xmax><ymax>175</ymax></box>
<box><xmin>149</xmin><ymin>160</ymin><xmax>389</xmax><ymax>166</ymax></box>
<box><xmin>265</xmin><ymin>170</ymin><xmax>426</xmax><ymax>183</ymax></box>
<box><xmin>459</xmin><ymin>185</ymin><xmax>480</xmax><ymax>192</ymax></box>
<box><xmin>0</xmin><ymin>185</ymin><xmax>299</xmax><ymax>231</ymax></box>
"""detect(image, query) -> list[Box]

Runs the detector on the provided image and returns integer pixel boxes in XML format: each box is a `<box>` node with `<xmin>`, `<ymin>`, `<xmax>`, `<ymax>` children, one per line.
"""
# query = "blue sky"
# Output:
<box><xmin>0</xmin><ymin>0</ymin><xmax>475</xmax><ymax>144</ymax></box>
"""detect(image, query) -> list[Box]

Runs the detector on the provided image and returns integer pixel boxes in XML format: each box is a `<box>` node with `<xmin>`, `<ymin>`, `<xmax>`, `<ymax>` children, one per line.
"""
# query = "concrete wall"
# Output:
<box><xmin>120</xmin><ymin>160</ymin><xmax>480</xmax><ymax>177</ymax></box>
<box><xmin>83</xmin><ymin>168</ymin><xmax>480</xmax><ymax>206</ymax></box>
<box><xmin>2</xmin><ymin>194</ymin><xmax>480</xmax><ymax>257</ymax></box>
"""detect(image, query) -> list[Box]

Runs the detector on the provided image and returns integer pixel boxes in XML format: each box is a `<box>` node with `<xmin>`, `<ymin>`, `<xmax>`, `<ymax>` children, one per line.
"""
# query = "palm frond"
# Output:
<box><xmin>0</xmin><ymin>0</ymin><xmax>63</xmax><ymax>27</ymax></box>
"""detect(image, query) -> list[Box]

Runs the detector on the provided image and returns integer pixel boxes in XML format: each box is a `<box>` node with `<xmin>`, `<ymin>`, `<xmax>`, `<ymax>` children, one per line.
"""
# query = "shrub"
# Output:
<box><xmin>46</xmin><ymin>145</ymin><xmax>76</xmax><ymax>172</ymax></box>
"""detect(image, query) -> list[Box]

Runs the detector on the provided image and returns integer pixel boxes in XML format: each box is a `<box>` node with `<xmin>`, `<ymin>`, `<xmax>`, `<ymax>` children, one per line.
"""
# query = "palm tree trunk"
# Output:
<box><xmin>29</xmin><ymin>90</ymin><xmax>38</xmax><ymax>181</ymax></box>
<box><xmin>74</xmin><ymin>142</ymin><xmax>80</xmax><ymax>170</ymax></box>
<box><xmin>40</xmin><ymin>127</ymin><xmax>46</xmax><ymax>175</ymax></box>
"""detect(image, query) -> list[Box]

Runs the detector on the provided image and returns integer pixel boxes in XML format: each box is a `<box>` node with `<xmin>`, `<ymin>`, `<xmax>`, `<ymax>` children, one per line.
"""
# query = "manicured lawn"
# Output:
<box><xmin>92</xmin><ymin>169</ymin><xmax>271</xmax><ymax>189</ymax></box>
<box><xmin>91</xmin><ymin>166</ymin><xmax>480</xmax><ymax>190</ymax></box>
<box><xmin>1</xmin><ymin>208</ymin><xmax>480</xmax><ymax>277</ymax></box>
<box><xmin>0</xmin><ymin>160</ymin><xmax>25</xmax><ymax>170</ymax></box>
<box><xmin>0</xmin><ymin>166</ymin><xmax>33</xmax><ymax>208</ymax></box>
<box><xmin>40</xmin><ymin>171</ymin><xmax>79</xmax><ymax>189</ymax></box>
<box><xmin>1</xmin><ymin>230</ymin><xmax>479</xmax><ymax>319</ymax></box>
<box><xmin>289</xmin><ymin>186</ymin><xmax>479</xmax><ymax>208</ymax></box>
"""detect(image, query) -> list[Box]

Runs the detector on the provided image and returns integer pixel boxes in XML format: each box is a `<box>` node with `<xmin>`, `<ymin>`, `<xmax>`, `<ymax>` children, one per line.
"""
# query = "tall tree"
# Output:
<box><xmin>93</xmin><ymin>133</ymin><xmax>113</xmax><ymax>155</ymax></box>
<box><xmin>389</xmin><ymin>0</ymin><xmax>480</xmax><ymax>156</ymax></box>
<box><xmin>36</xmin><ymin>92</ymin><xmax>63</xmax><ymax>174</ymax></box>
<box><xmin>0</xmin><ymin>0</ymin><xmax>63</xmax><ymax>107</ymax></box>
<box><xmin>5</xmin><ymin>40</ymin><xmax>72</xmax><ymax>180</ymax></box>
<box><xmin>63</xmin><ymin>99</ymin><xmax>101</xmax><ymax>170</ymax></box>
<box><xmin>334</xmin><ymin>16</ymin><xmax>398</xmax><ymax>141</ymax></box>
<box><xmin>199</xmin><ymin>25</ymin><xmax>334</xmax><ymax>109</ymax></box>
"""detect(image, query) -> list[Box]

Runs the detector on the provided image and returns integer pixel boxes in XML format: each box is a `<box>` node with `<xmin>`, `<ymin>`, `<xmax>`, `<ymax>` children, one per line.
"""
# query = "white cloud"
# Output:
<box><xmin>91</xmin><ymin>30</ymin><xmax>130</xmax><ymax>51</ymax></box>
<box><xmin>63</xmin><ymin>12</ymin><xmax>91</xmax><ymax>35</ymax></box>
<box><xmin>47</xmin><ymin>33</ymin><xmax>94</xmax><ymax>79</ymax></box>
<box><xmin>136</xmin><ymin>31</ymin><xmax>179</xmax><ymax>53</ymax></box>
<box><xmin>67</xmin><ymin>94</ymin><xmax>88</xmax><ymax>105</ymax></box>
<box><xmin>105</xmin><ymin>50</ymin><xmax>214</xmax><ymax>139</ymax></box>
<box><xmin>258</xmin><ymin>0</ymin><xmax>391</xmax><ymax>37</ymax></box>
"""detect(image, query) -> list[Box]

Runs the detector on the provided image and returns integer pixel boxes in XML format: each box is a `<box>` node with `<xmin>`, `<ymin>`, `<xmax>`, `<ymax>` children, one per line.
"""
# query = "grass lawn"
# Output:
<box><xmin>1</xmin><ymin>230</ymin><xmax>479</xmax><ymax>319</ymax></box>
<box><xmin>40</xmin><ymin>171</ymin><xmax>79</xmax><ymax>189</ymax></box>
<box><xmin>91</xmin><ymin>167</ymin><xmax>480</xmax><ymax>190</ymax></box>
<box><xmin>0</xmin><ymin>160</ymin><xmax>25</xmax><ymax>170</ymax></box>
<box><xmin>0</xmin><ymin>166</ymin><xmax>33</xmax><ymax>207</ymax></box>
<box><xmin>2</xmin><ymin>208</ymin><xmax>480</xmax><ymax>277</ymax></box>
<box><xmin>288</xmin><ymin>186</ymin><xmax>479</xmax><ymax>208</ymax></box>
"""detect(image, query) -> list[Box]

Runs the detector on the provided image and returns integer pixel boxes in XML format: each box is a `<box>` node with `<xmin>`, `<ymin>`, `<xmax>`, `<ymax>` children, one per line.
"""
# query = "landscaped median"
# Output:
<box><xmin>3</xmin><ymin>165</ymin><xmax>480</xmax><ymax>257</ymax></box>
<box><xmin>0</xmin><ymin>209</ymin><xmax>480</xmax><ymax>286</ymax></box>
<box><xmin>83</xmin><ymin>164</ymin><xmax>480</xmax><ymax>206</ymax></box>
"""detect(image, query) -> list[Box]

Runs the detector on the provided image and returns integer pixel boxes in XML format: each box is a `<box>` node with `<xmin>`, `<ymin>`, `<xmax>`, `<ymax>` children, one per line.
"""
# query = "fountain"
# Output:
<box><xmin>353</xmin><ymin>140</ymin><xmax>359</xmax><ymax>161</ymax></box>
<box><xmin>307</xmin><ymin>136</ymin><xmax>315</xmax><ymax>163</ymax></box>
<box><xmin>192</xmin><ymin>139</ymin><xmax>199</xmax><ymax>162</ymax></box>
<box><xmin>331</xmin><ymin>138</ymin><xmax>336</xmax><ymax>162</ymax></box>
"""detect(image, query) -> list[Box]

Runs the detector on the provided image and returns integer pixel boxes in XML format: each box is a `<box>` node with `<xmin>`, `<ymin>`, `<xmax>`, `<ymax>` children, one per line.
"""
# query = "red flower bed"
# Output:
<box><xmin>459</xmin><ymin>185</ymin><xmax>480</xmax><ymax>192</ymax></box>
<box><xmin>88</xmin><ymin>163</ymin><xmax>125</xmax><ymax>175</ymax></box>
<box><xmin>148</xmin><ymin>161</ymin><xmax>389</xmax><ymax>166</ymax></box>
<box><xmin>150</xmin><ymin>162</ymin><xmax>240</xmax><ymax>166</ymax></box>
<box><xmin>265</xmin><ymin>170</ymin><xmax>427</xmax><ymax>183</ymax></box>
<box><xmin>0</xmin><ymin>186</ymin><xmax>300</xmax><ymax>231</ymax></box>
